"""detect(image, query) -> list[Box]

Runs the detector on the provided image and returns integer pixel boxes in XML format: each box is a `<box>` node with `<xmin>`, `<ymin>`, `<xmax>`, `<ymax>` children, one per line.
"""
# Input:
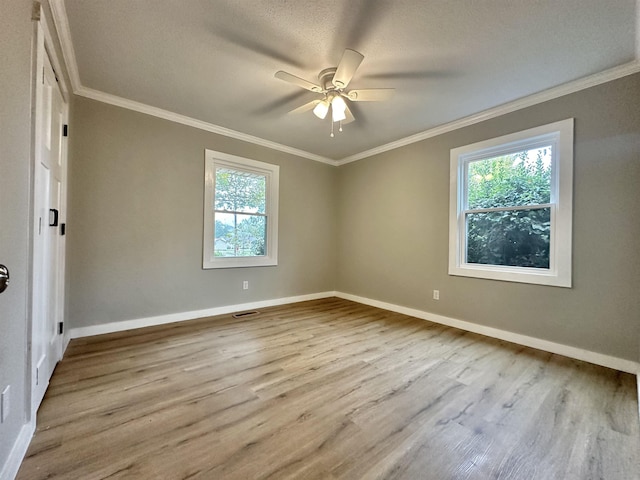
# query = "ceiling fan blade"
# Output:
<box><xmin>347</xmin><ymin>88</ymin><xmax>395</xmax><ymax>101</ymax></box>
<box><xmin>215</xmin><ymin>28</ymin><xmax>304</xmax><ymax>69</ymax></box>
<box><xmin>275</xmin><ymin>71</ymin><xmax>323</xmax><ymax>92</ymax></box>
<box><xmin>253</xmin><ymin>91</ymin><xmax>311</xmax><ymax>115</ymax></box>
<box><xmin>332</xmin><ymin>49</ymin><xmax>364</xmax><ymax>89</ymax></box>
<box><xmin>332</xmin><ymin>0</ymin><xmax>391</xmax><ymax>56</ymax></box>
<box><xmin>288</xmin><ymin>100</ymin><xmax>320</xmax><ymax>114</ymax></box>
<box><xmin>342</xmin><ymin>103</ymin><xmax>356</xmax><ymax>124</ymax></box>
<box><xmin>362</xmin><ymin>71</ymin><xmax>449</xmax><ymax>80</ymax></box>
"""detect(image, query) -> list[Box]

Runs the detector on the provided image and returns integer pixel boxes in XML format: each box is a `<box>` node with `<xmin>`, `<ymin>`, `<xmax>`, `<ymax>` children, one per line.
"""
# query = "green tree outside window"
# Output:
<box><xmin>465</xmin><ymin>147</ymin><xmax>552</xmax><ymax>268</ymax></box>
<box><xmin>214</xmin><ymin>168</ymin><xmax>267</xmax><ymax>257</ymax></box>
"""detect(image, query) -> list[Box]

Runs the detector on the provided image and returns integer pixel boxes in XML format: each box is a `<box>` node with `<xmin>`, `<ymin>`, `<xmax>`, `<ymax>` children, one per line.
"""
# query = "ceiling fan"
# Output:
<box><xmin>274</xmin><ymin>49</ymin><xmax>394</xmax><ymax>136</ymax></box>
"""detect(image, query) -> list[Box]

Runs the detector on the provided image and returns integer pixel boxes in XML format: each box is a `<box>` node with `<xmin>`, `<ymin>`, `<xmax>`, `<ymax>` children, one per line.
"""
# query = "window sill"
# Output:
<box><xmin>203</xmin><ymin>256</ymin><xmax>278</xmax><ymax>269</ymax></box>
<box><xmin>449</xmin><ymin>263</ymin><xmax>571</xmax><ymax>288</ymax></box>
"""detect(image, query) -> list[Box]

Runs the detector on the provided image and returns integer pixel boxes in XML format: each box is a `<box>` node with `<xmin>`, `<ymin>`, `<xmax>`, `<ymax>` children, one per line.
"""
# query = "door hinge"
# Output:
<box><xmin>32</xmin><ymin>1</ymin><xmax>42</xmax><ymax>21</ymax></box>
<box><xmin>63</xmin><ymin>124</ymin><xmax>68</xmax><ymax>137</ymax></box>
<box><xmin>58</xmin><ymin>322</ymin><xmax>64</xmax><ymax>335</ymax></box>
<box><xmin>60</xmin><ymin>223</ymin><xmax>66</xmax><ymax>236</ymax></box>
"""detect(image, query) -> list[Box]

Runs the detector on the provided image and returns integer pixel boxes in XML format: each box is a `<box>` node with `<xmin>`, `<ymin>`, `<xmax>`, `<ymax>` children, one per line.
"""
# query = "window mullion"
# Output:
<box><xmin>214</xmin><ymin>209</ymin><xmax>267</xmax><ymax>217</ymax></box>
<box><xmin>464</xmin><ymin>203</ymin><xmax>553</xmax><ymax>215</ymax></box>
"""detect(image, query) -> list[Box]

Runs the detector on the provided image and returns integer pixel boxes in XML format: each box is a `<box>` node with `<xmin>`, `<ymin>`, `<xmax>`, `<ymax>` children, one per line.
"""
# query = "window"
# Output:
<box><xmin>449</xmin><ymin>119</ymin><xmax>573</xmax><ymax>287</ymax></box>
<box><xmin>203</xmin><ymin>150</ymin><xmax>279</xmax><ymax>269</ymax></box>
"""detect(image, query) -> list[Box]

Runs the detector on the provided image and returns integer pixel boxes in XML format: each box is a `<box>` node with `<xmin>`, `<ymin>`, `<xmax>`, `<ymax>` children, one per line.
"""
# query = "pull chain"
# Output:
<box><xmin>329</xmin><ymin>120</ymin><xmax>344</xmax><ymax>137</ymax></box>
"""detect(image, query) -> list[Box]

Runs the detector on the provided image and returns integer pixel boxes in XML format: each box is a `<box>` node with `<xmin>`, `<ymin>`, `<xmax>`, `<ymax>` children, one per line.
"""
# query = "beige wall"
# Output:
<box><xmin>67</xmin><ymin>75</ymin><xmax>639</xmax><ymax>361</ymax></box>
<box><xmin>337</xmin><ymin>73</ymin><xmax>640</xmax><ymax>361</ymax></box>
<box><xmin>1</xmin><ymin>3</ymin><xmax>637</xmax><ymax>475</ymax></box>
<box><xmin>0</xmin><ymin>0</ymin><xmax>33</xmax><ymax>471</ymax></box>
<box><xmin>67</xmin><ymin>97</ymin><xmax>337</xmax><ymax>327</ymax></box>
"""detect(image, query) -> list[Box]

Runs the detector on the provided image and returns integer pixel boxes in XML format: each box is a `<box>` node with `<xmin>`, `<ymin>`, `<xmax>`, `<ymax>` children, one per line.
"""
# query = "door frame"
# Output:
<box><xmin>26</xmin><ymin>4</ymin><xmax>70</xmax><ymax>421</ymax></box>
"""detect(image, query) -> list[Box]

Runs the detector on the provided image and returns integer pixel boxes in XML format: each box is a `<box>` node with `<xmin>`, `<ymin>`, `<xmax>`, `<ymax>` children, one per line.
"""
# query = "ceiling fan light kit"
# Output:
<box><xmin>331</xmin><ymin>94</ymin><xmax>347</xmax><ymax>114</ymax></box>
<box><xmin>332</xmin><ymin>108</ymin><xmax>346</xmax><ymax>123</ymax></box>
<box><xmin>312</xmin><ymin>99</ymin><xmax>329</xmax><ymax>120</ymax></box>
<box><xmin>275</xmin><ymin>48</ymin><xmax>395</xmax><ymax>137</ymax></box>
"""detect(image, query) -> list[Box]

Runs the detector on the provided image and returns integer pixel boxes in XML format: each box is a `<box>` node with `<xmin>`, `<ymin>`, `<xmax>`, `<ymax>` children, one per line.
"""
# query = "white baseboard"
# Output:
<box><xmin>335</xmin><ymin>292</ymin><xmax>640</xmax><ymax>375</ymax></box>
<box><xmin>68</xmin><ymin>290</ymin><xmax>639</xmax><ymax>375</ymax></box>
<box><xmin>67</xmin><ymin>291</ymin><xmax>337</xmax><ymax>339</ymax></box>
<box><xmin>62</xmin><ymin>333</ymin><xmax>71</xmax><ymax>354</ymax></box>
<box><xmin>4</xmin><ymin>291</ymin><xmax>638</xmax><ymax>480</ymax></box>
<box><xmin>0</xmin><ymin>420</ymin><xmax>35</xmax><ymax>480</ymax></box>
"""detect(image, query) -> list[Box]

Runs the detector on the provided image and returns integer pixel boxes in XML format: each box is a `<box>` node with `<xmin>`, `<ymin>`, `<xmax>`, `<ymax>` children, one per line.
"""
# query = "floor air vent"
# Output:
<box><xmin>232</xmin><ymin>311</ymin><xmax>260</xmax><ymax>319</ymax></box>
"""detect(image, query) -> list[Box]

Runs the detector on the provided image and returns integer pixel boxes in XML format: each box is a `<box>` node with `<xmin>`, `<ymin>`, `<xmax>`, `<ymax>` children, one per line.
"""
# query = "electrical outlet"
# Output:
<box><xmin>243</xmin><ymin>280</ymin><xmax>249</xmax><ymax>290</ymax></box>
<box><xmin>1</xmin><ymin>385</ymin><xmax>10</xmax><ymax>423</ymax></box>
<box><xmin>433</xmin><ymin>290</ymin><xmax>440</xmax><ymax>300</ymax></box>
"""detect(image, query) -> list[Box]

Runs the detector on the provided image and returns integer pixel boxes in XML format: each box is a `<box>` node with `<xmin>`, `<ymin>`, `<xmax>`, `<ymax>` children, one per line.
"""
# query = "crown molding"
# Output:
<box><xmin>48</xmin><ymin>0</ymin><xmax>639</xmax><ymax>167</ymax></box>
<box><xmin>47</xmin><ymin>0</ymin><xmax>336</xmax><ymax>166</ymax></box>
<box><xmin>75</xmin><ymin>86</ymin><xmax>337</xmax><ymax>165</ymax></box>
<box><xmin>336</xmin><ymin>60</ymin><xmax>640</xmax><ymax>165</ymax></box>
<box><xmin>48</xmin><ymin>0</ymin><xmax>81</xmax><ymax>92</ymax></box>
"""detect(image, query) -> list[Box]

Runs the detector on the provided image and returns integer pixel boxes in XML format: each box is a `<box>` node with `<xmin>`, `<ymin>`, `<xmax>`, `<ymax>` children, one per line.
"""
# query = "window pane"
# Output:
<box><xmin>467</xmin><ymin>147</ymin><xmax>552</xmax><ymax>210</ymax></box>
<box><xmin>215</xmin><ymin>168</ymin><xmax>266</xmax><ymax>213</ymax></box>
<box><xmin>466</xmin><ymin>207</ymin><xmax>551</xmax><ymax>268</ymax></box>
<box><xmin>214</xmin><ymin>212</ymin><xmax>266</xmax><ymax>257</ymax></box>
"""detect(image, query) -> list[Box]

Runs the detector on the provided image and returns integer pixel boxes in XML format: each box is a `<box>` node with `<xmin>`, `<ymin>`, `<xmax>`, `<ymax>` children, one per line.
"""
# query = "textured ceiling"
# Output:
<box><xmin>60</xmin><ymin>0</ymin><xmax>638</xmax><ymax>161</ymax></box>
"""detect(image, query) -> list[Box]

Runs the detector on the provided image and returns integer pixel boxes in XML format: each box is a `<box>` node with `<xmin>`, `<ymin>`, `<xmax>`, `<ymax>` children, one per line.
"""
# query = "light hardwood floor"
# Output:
<box><xmin>17</xmin><ymin>298</ymin><xmax>640</xmax><ymax>479</ymax></box>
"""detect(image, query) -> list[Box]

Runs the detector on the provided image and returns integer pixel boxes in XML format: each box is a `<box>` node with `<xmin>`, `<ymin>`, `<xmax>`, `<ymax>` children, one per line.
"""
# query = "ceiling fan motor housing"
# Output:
<box><xmin>318</xmin><ymin>67</ymin><xmax>339</xmax><ymax>91</ymax></box>
<box><xmin>274</xmin><ymin>48</ymin><xmax>394</xmax><ymax>125</ymax></box>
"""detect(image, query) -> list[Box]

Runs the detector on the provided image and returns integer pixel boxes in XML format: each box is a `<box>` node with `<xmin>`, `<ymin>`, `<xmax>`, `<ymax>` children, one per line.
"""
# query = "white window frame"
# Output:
<box><xmin>448</xmin><ymin>118</ymin><xmax>573</xmax><ymax>287</ymax></box>
<box><xmin>203</xmin><ymin>150</ymin><xmax>279</xmax><ymax>269</ymax></box>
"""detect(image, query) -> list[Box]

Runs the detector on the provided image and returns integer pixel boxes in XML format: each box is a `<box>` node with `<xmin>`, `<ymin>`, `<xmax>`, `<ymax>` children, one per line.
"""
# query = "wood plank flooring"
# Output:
<box><xmin>17</xmin><ymin>298</ymin><xmax>640</xmax><ymax>479</ymax></box>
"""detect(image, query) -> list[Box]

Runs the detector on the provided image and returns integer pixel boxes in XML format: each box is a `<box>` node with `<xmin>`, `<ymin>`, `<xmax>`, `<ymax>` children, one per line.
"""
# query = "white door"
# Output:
<box><xmin>31</xmin><ymin>46</ymin><xmax>67</xmax><ymax>411</ymax></box>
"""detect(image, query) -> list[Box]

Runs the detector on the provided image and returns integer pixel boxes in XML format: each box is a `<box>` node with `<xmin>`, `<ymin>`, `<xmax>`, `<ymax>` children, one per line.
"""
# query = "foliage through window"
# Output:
<box><xmin>203</xmin><ymin>151</ymin><xmax>278</xmax><ymax>269</ymax></box>
<box><xmin>466</xmin><ymin>147</ymin><xmax>551</xmax><ymax>269</ymax></box>
<box><xmin>449</xmin><ymin>119</ymin><xmax>573</xmax><ymax>287</ymax></box>
<box><xmin>214</xmin><ymin>168</ymin><xmax>267</xmax><ymax>257</ymax></box>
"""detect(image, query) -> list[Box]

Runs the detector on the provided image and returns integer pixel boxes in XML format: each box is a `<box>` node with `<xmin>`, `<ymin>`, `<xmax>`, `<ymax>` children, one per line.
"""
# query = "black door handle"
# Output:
<box><xmin>49</xmin><ymin>208</ymin><xmax>59</xmax><ymax>227</ymax></box>
<box><xmin>0</xmin><ymin>265</ymin><xmax>9</xmax><ymax>294</ymax></box>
